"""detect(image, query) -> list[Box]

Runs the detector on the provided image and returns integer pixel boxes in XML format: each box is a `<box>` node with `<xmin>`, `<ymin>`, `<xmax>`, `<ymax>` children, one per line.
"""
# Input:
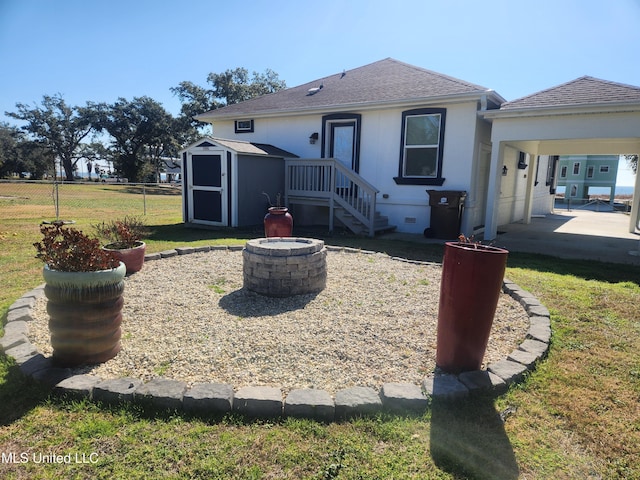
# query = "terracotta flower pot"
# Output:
<box><xmin>43</xmin><ymin>262</ymin><xmax>126</xmax><ymax>367</ymax></box>
<box><xmin>103</xmin><ymin>241</ymin><xmax>146</xmax><ymax>274</ymax></box>
<box><xmin>264</xmin><ymin>207</ymin><xmax>293</xmax><ymax>237</ymax></box>
<box><xmin>436</xmin><ymin>241</ymin><xmax>509</xmax><ymax>373</ymax></box>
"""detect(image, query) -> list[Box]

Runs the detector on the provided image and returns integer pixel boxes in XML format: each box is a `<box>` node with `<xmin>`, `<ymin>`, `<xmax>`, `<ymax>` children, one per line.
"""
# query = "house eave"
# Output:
<box><xmin>195</xmin><ymin>91</ymin><xmax>504</xmax><ymax>123</ymax></box>
<box><xmin>481</xmin><ymin>101</ymin><xmax>640</xmax><ymax>120</ymax></box>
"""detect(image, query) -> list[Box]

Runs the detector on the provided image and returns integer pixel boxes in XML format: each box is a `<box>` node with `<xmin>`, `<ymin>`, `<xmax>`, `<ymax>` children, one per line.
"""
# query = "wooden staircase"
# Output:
<box><xmin>285</xmin><ymin>158</ymin><xmax>396</xmax><ymax>237</ymax></box>
<box><xmin>333</xmin><ymin>205</ymin><xmax>396</xmax><ymax>236</ymax></box>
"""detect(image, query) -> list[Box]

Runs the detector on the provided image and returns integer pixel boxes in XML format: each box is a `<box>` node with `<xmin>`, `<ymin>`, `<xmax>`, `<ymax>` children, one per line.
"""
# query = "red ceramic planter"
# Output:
<box><xmin>436</xmin><ymin>241</ymin><xmax>509</xmax><ymax>373</ymax></box>
<box><xmin>264</xmin><ymin>207</ymin><xmax>293</xmax><ymax>237</ymax></box>
<box><xmin>103</xmin><ymin>241</ymin><xmax>146</xmax><ymax>274</ymax></box>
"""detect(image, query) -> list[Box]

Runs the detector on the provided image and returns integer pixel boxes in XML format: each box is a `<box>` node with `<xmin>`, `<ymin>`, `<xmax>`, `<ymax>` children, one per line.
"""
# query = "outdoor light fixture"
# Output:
<box><xmin>502</xmin><ymin>165</ymin><xmax>508</xmax><ymax>176</ymax></box>
<box><xmin>309</xmin><ymin>132</ymin><xmax>319</xmax><ymax>144</ymax></box>
<box><xmin>518</xmin><ymin>152</ymin><xmax>528</xmax><ymax>169</ymax></box>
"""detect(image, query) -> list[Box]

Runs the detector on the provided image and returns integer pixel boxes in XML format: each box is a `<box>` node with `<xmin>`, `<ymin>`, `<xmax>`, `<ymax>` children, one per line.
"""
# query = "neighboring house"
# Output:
<box><xmin>161</xmin><ymin>157</ymin><xmax>182</xmax><ymax>183</ymax></box>
<box><xmin>194</xmin><ymin>58</ymin><xmax>640</xmax><ymax>238</ymax></box>
<box><xmin>557</xmin><ymin>155</ymin><xmax>619</xmax><ymax>204</ymax></box>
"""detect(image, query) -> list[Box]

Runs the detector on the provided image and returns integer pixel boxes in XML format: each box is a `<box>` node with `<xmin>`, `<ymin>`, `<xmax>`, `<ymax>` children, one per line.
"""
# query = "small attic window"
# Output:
<box><xmin>234</xmin><ymin>119</ymin><xmax>254</xmax><ymax>133</ymax></box>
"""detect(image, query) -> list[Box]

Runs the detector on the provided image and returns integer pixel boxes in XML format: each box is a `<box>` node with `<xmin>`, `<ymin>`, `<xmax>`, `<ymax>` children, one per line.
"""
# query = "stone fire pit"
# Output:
<box><xmin>242</xmin><ymin>237</ymin><xmax>327</xmax><ymax>297</ymax></box>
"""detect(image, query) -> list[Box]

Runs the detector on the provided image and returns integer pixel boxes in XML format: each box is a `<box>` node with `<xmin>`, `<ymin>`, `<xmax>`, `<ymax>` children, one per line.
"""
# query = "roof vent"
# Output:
<box><xmin>307</xmin><ymin>84</ymin><xmax>323</xmax><ymax>96</ymax></box>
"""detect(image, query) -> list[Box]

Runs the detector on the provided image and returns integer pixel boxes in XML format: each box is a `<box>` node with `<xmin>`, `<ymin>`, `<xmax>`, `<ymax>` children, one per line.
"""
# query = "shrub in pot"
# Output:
<box><xmin>34</xmin><ymin>222</ymin><xmax>125</xmax><ymax>367</ymax></box>
<box><xmin>94</xmin><ymin>216</ymin><xmax>148</xmax><ymax>274</ymax></box>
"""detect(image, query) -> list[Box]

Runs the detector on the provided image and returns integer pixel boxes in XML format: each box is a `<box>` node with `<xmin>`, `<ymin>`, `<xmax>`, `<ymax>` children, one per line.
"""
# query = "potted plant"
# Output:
<box><xmin>262</xmin><ymin>192</ymin><xmax>293</xmax><ymax>237</ymax></box>
<box><xmin>33</xmin><ymin>222</ymin><xmax>125</xmax><ymax>367</ymax></box>
<box><xmin>94</xmin><ymin>216</ymin><xmax>148</xmax><ymax>274</ymax></box>
<box><xmin>436</xmin><ymin>235</ymin><xmax>509</xmax><ymax>373</ymax></box>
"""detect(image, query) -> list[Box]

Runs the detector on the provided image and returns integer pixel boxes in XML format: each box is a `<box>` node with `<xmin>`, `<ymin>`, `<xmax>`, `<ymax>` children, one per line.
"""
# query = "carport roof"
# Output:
<box><xmin>500</xmin><ymin>76</ymin><xmax>640</xmax><ymax>110</ymax></box>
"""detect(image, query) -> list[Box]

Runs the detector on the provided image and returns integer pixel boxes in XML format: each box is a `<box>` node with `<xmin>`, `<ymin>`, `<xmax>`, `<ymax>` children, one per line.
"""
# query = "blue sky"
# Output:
<box><xmin>1</xmin><ymin>0</ymin><xmax>638</xmax><ymax>183</ymax></box>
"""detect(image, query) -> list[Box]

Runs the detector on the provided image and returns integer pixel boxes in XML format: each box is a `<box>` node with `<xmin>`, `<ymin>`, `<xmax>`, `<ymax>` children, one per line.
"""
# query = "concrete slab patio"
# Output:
<box><xmin>382</xmin><ymin>205</ymin><xmax>640</xmax><ymax>266</ymax></box>
<box><xmin>494</xmin><ymin>208</ymin><xmax>640</xmax><ymax>265</ymax></box>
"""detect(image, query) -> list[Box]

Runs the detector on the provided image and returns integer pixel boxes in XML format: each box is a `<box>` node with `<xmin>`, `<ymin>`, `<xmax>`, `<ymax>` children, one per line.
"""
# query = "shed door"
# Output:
<box><xmin>187</xmin><ymin>151</ymin><xmax>227</xmax><ymax>226</ymax></box>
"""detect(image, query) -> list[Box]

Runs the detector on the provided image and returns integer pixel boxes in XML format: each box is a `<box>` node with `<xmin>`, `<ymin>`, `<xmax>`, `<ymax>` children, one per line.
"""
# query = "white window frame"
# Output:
<box><xmin>394</xmin><ymin>107</ymin><xmax>446</xmax><ymax>186</ymax></box>
<box><xmin>234</xmin><ymin>119</ymin><xmax>254</xmax><ymax>133</ymax></box>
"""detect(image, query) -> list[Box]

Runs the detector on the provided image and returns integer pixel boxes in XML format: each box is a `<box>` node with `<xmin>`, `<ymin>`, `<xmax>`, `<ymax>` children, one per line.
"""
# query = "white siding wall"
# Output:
<box><xmin>531</xmin><ymin>155</ymin><xmax>555</xmax><ymax>215</ymax></box>
<box><xmin>213</xmin><ymin>115</ymin><xmax>323</xmax><ymax>159</ymax></box>
<box><xmin>497</xmin><ymin>146</ymin><xmax>526</xmax><ymax>225</ymax></box>
<box><xmin>210</xmin><ymin>100</ymin><xmax>482</xmax><ymax>234</ymax></box>
<box><xmin>496</xmin><ymin>150</ymin><xmax>555</xmax><ymax>225</ymax></box>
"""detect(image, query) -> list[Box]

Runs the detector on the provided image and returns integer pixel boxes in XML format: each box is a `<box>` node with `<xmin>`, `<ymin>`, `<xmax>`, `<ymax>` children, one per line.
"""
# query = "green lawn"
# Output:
<box><xmin>1</xmin><ymin>182</ymin><xmax>639</xmax><ymax>479</ymax></box>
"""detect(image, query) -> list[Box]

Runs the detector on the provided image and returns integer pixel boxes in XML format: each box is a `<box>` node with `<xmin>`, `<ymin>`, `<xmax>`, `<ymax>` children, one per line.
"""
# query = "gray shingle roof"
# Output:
<box><xmin>207</xmin><ymin>137</ymin><xmax>298</xmax><ymax>158</ymax></box>
<box><xmin>500</xmin><ymin>76</ymin><xmax>640</xmax><ymax>110</ymax></box>
<box><xmin>197</xmin><ymin>58</ymin><xmax>496</xmax><ymax>119</ymax></box>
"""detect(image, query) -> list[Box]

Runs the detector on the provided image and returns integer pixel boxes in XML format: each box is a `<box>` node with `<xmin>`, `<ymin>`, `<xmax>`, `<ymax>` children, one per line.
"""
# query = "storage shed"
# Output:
<box><xmin>180</xmin><ymin>137</ymin><xmax>298</xmax><ymax>228</ymax></box>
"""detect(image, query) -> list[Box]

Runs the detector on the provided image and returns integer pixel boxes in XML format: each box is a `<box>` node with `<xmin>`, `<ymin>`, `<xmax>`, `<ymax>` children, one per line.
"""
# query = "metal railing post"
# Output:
<box><xmin>54</xmin><ymin>181</ymin><xmax>60</xmax><ymax>220</ymax></box>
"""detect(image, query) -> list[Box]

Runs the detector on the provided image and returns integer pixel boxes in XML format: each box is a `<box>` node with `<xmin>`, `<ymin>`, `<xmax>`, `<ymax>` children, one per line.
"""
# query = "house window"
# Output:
<box><xmin>587</xmin><ymin>166</ymin><xmax>595</xmax><ymax>178</ymax></box>
<box><xmin>394</xmin><ymin>108</ymin><xmax>446</xmax><ymax>185</ymax></box>
<box><xmin>560</xmin><ymin>165</ymin><xmax>568</xmax><ymax>178</ymax></box>
<box><xmin>600</xmin><ymin>165</ymin><xmax>610</xmax><ymax>173</ymax></box>
<box><xmin>234</xmin><ymin>119</ymin><xmax>254</xmax><ymax>133</ymax></box>
<box><xmin>573</xmin><ymin>162</ymin><xmax>580</xmax><ymax>175</ymax></box>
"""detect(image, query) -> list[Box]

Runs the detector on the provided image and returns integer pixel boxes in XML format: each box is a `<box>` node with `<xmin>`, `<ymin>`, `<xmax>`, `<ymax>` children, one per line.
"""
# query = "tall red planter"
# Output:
<box><xmin>264</xmin><ymin>207</ymin><xmax>293</xmax><ymax>237</ymax></box>
<box><xmin>436</xmin><ymin>241</ymin><xmax>509</xmax><ymax>373</ymax></box>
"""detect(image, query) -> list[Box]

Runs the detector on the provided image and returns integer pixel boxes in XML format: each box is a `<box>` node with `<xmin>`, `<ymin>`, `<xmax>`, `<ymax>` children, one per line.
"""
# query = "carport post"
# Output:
<box><xmin>483</xmin><ymin>142</ymin><xmax>505</xmax><ymax>240</ymax></box>
<box><xmin>522</xmin><ymin>153</ymin><xmax>536</xmax><ymax>224</ymax></box>
<box><xmin>631</xmin><ymin>157</ymin><xmax>640</xmax><ymax>233</ymax></box>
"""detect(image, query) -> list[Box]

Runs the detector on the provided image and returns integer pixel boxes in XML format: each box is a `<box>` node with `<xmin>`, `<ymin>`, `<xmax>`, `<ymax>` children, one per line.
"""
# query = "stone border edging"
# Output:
<box><xmin>1</xmin><ymin>245</ymin><xmax>551</xmax><ymax>421</ymax></box>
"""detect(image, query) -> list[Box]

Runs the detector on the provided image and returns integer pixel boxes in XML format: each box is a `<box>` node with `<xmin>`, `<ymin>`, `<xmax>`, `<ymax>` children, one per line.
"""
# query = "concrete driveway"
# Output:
<box><xmin>382</xmin><ymin>205</ymin><xmax>640</xmax><ymax>266</ymax></box>
<box><xmin>493</xmin><ymin>207</ymin><xmax>640</xmax><ymax>265</ymax></box>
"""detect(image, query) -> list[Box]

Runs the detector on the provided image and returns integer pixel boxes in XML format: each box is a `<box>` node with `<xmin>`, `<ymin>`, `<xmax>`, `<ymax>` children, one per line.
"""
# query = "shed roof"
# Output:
<box><xmin>182</xmin><ymin>137</ymin><xmax>298</xmax><ymax>158</ymax></box>
<box><xmin>212</xmin><ymin>137</ymin><xmax>298</xmax><ymax>157</ymax></box>
<box><xmin>500</xmin><ymin>76</ymin><xmax>640</xmax><ymax>110</ymax></box>
<box><xmin>196</xmin><ymin>58</ymin><xmax>502</xmax><ymax>120</ymax></box>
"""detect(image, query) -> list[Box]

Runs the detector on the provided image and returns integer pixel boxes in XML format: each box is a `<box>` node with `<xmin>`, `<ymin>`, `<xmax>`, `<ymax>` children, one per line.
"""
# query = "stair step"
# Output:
<box><xmin>374</xmin><ymin>224</ymin><xmax>397</xmax><ymax>234</ymax></box>
<box><xmin>333</xmin><ymin>207</ymin><xmax>395</xmax><ymax>236</ymax></box>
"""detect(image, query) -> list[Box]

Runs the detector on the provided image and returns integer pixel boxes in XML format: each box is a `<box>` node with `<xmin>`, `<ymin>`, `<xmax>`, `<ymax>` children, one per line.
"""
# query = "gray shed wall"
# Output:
<box><xmin>236</xmin><ymin>155</ymin><xmax>285</xmax><ymax>227</ymax></box>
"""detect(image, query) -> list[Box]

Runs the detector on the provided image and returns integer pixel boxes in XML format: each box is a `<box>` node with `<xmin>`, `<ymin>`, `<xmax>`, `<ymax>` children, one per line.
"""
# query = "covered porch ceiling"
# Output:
<box><xmin>504</xmin><ymin>137</ymin><xmax>640</xmax><ymax>157</ymax></box>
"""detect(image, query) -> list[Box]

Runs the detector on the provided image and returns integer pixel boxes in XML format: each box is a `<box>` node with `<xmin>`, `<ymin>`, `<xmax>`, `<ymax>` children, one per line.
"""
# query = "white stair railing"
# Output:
<box><xmin>285</xmin><ymin>158</ymin><xmax>379</xmax><ymax>236</ymax></box>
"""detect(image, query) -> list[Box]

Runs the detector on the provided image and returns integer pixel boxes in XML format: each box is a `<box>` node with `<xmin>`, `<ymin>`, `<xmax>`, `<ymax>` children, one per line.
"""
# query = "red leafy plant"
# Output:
<box><xmin>456</xmin><ymin>234</ymin><xmax>497</xmax><ymax>250</ymax></box>
<box><xmin>93</xmin><ymin>216</ymin><xmax>148</xmax><ymax>249</ymax></box>
<box><xmin>34</xmin><ymin>222</ymin><xmax>120</xmax><ymax>272</ymax></box>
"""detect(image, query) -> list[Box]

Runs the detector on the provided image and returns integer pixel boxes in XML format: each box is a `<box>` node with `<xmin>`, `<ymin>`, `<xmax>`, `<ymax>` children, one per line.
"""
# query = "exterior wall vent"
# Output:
<box><xmin>404</xmin><ymin>217</ymin><xmax>417</xmax><ymax>224</ymax></box>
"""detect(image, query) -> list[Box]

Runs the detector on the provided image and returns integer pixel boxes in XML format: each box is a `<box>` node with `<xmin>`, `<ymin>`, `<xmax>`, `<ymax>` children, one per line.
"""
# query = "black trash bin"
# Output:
<box><xmin>424</xmin><ymin>190</ymin><xmax>467</xmax><ymax>239</ymax></box>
